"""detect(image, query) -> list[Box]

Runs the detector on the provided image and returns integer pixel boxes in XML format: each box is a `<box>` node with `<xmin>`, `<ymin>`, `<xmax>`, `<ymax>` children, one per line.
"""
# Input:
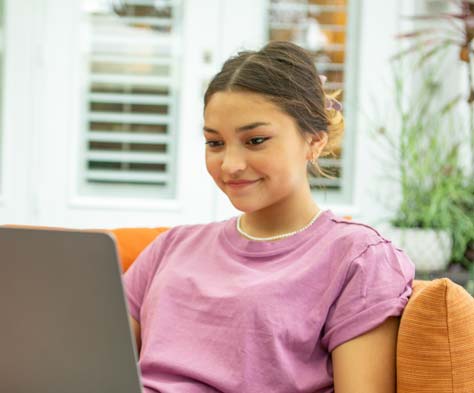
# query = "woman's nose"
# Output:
<box><xmin>221</xmin><ymin>147</ymin><xmax>247</xmax><ymax>175</ymax></box>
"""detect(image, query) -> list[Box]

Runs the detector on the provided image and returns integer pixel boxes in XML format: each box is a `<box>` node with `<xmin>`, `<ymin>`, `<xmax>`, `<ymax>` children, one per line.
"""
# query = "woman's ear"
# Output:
<box><xmin>305</xmin><ymin>131</ymin><xmax>328</xmax><ymax>160</ymax></box>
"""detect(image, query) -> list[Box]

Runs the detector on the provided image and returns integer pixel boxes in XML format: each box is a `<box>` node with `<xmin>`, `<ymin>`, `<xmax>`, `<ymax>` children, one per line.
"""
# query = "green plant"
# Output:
<box><xmin>373</xmin><ymin>58</ymin><xmax>474</xmax><ymax>268</ymax></box>
<box><xmin>391</xmin><ymin>1</ymin><xmax>474</xmax><ymax>269</ymax></box>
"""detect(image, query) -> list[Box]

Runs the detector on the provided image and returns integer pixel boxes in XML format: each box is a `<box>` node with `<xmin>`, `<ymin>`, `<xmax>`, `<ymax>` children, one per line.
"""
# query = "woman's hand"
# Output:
<box><xmin>130</xmin><ymin>316</ymin><xmax>141</xmax><ymax>356</ymax></box>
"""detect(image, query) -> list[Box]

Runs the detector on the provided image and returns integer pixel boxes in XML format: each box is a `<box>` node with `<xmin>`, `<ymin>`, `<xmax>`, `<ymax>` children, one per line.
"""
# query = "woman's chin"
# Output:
<box><xmin>227</xmin><ymin>197</ymin><xmax>262</xmax><ymax>214</ymax></box>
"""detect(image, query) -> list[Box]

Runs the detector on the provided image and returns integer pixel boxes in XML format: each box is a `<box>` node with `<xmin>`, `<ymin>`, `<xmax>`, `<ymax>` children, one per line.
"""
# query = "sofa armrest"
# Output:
<box><xmin>397</xmin><ymin>278</ymin><xmax>474</xmax><ymax>392</ymax></box>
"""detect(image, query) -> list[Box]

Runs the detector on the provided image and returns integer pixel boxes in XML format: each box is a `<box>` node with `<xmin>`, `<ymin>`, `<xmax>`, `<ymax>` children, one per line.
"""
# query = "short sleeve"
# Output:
<box><xmin>321</xmin><ymin>240</ymin><xmax>415</xmax><ymax>353</ymax></box>
<box><xmin>122</xmin><ymin>230</ymin><xmax>172</xmax><ymax>322</ymax></box>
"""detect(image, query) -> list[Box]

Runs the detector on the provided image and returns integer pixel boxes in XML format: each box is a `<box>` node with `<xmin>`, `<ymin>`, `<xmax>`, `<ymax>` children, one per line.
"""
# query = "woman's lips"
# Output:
<box><xmin>226</xmin><ymin>179</ymin><xmax>261</xmax><ymax>189</ymax></box>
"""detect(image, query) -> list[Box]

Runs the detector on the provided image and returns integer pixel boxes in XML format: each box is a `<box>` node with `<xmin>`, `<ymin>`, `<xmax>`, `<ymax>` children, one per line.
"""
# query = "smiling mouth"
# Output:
<box><xmin>226</xmin><ymin>179</ymin><xmax>261</xmax><ymax>189</ymax></box>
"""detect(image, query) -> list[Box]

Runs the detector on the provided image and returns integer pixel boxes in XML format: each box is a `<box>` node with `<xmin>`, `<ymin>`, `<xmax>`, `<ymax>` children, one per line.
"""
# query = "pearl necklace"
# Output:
<box><xmin>236</xmin><ymin>209</ymin><xmax>323</xmax><ymax>241</ymax></box>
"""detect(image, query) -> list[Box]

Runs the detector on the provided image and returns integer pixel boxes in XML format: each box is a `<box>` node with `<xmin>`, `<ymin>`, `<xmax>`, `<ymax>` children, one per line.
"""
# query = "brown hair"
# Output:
<box><xmin>203</xmin><ymin>41</ymin><xmax>345</xmax><ymax>178</ymax></box>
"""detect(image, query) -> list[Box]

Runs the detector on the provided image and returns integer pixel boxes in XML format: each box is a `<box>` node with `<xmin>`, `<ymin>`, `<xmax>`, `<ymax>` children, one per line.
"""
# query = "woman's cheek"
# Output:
<box><xmin>206</xmin><ymin>155</ymin><xmax>222</xmax><ymax>183</ymax></box>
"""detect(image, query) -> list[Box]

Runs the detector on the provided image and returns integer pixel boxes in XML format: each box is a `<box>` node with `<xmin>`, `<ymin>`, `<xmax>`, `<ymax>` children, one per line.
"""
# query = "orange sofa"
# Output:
<box><xmin>109</xmin><ymin>227</ymin><xmax>474</xmax><ymax>393</ymax></box>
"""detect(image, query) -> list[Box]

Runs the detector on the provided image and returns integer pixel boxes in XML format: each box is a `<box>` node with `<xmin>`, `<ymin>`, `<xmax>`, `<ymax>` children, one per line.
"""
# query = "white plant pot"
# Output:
<box><xmin>385</xmin><ymin>227</ymin><xmax>452</xmax><ymax>272</ymax></box>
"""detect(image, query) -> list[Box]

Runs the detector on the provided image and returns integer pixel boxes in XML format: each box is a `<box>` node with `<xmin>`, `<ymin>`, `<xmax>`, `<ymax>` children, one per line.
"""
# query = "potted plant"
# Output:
<box><xmin>372</xmin><ymin>57</ymin><xmax>474</xmax><ymax>274</ymax></box>
<box><xmin>392</xmin><ymin>1</ymin><xmax>474</xmax><ymax>286</ymax></box>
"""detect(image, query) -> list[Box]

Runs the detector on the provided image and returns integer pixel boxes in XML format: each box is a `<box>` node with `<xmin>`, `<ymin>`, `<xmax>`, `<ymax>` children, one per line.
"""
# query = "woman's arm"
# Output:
<box><xmin>331</xmin><ymin>316</ymin><xmax>400</xmax><ymax>393</ymax></box>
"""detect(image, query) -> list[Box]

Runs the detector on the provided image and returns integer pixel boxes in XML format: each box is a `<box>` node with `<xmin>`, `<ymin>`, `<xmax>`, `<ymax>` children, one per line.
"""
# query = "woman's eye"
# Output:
<box><xmin>205</xmin><ymin>140</ymin><xmax>224</xmax><ymax>148</ymax></box>
<box><xmin>248</xmin><ymin>137</ymin><xmax>270</xmax><ymax>146</ymax></box>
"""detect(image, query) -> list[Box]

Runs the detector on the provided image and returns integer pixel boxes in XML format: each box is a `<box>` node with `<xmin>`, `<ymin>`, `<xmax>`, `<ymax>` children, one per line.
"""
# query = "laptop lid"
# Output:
<box><xmin>0</xmin><ymin>227</ymin><xmax>142</xmax><ymax>393</ymax></box>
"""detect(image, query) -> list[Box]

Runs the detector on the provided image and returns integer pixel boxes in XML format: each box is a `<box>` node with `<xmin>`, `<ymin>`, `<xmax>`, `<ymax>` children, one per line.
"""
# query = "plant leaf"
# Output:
<box><xmin>415</xmin><ymin>39</ymin><xmax>459</xmax><ymax>67</ymax></box>
<box><xmin>439</xmin><ymin>94</ymin><xmax>463</xmax><ymax>115</ymax></box>
<box><xmin>391</xmin><ymin>40</ymin><xmax>432</xmax><ymax>62</ymax></box>
<box><xmin>395</xmin><ymin>28</ymin><xmax>437</xmax><ymax>39</ymax></box>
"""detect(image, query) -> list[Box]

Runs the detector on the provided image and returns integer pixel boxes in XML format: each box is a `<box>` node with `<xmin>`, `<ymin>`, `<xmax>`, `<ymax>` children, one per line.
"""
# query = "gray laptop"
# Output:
<box><xmin>0</xmin><ymin>227</ymin><xmax>143</xmax><ymax>393</ymax></box>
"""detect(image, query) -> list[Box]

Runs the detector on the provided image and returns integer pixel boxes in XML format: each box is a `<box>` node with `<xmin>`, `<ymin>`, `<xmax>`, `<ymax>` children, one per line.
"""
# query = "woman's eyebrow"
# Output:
<box><xmin>203</xmin><ymin>126</ymin><xmax>218</xmax><ymax>134</ymax></box>
<box><xmin>203</xmin><ymin>122</ymin><xmax>271</xmax><ymax>134</ymax></box>
<box><xmin>236</xmin><ymin>122</ymin><xmax>271</xmax><ymax>132</ymax></box>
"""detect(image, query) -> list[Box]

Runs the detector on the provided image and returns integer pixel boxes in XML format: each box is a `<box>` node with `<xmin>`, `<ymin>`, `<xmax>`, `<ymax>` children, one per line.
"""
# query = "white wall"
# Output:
<box><xmin>351</xmin><ymin>0</ymin><xmax>409</xmax><ymax>228</ymax></box>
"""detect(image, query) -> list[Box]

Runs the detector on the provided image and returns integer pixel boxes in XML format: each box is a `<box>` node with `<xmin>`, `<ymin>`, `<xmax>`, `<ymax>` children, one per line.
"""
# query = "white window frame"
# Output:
<box><xmin>76</xmin><ymin>1</ymin><xmax>183</xmax><ymax>201</ymax></box>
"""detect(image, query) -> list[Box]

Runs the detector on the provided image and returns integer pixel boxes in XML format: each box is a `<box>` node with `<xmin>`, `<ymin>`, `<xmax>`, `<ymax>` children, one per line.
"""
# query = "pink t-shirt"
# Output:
<box><xmin>123</xmin><ymin>210</ymin><xmax>415</xmax><ymax>393</ymax></box>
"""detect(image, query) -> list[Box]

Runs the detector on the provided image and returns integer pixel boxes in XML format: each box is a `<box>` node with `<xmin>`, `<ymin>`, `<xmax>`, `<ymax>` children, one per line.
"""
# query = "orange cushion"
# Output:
<box><xmin>397</xmin><ymin>278</ymin><xmax>474</xmax><ymax>392</ymax></box>
<box><xmin>109</xmin><ymin>227</ymin><xmax>169</xmax><ymax>273</ymax></box>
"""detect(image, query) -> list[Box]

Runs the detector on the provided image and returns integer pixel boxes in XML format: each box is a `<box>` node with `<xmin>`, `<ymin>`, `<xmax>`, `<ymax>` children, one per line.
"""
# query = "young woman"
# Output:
<box><xmin>124</xmin><ymin>41</ymin><xmax>415</xmax><ymax>393</ymax></box>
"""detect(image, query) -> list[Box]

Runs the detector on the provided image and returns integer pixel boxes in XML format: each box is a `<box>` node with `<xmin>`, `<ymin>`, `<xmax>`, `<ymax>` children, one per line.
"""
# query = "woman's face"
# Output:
<box><xmin>203</xmin><ymin>91</ymin><xmax>326</xmax><ymax>214</ymax></box>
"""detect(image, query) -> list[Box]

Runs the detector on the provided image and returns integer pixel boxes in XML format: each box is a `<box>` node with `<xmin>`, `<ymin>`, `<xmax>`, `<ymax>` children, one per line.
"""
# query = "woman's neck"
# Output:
<box><xmin>239</xmin><ymin>189</ymin><xmax>320</xmax><ymax>239</ymax></box>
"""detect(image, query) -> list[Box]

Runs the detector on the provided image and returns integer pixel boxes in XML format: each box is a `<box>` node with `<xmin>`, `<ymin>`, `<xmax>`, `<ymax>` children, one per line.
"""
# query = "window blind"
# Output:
<box><xmin>83</xmin><ymin>0</ymin><xmax>181</xmax><ymax>197</ymax></box>
<box><xmin>268</xmin><ymin>0</ymin><xmax>348</xmax><ymax>190</ymax></box>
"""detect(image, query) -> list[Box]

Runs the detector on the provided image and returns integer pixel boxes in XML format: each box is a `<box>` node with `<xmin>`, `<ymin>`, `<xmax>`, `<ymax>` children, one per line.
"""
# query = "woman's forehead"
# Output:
<box><xmin>206</xmin><ymin>91</ymin><xmax>276</xmax><ymax>108</ymax></box>
<box><xmin>204</xmin><ymin>91</ymin><xmax>288</xmax><ymax>123</ymax></box>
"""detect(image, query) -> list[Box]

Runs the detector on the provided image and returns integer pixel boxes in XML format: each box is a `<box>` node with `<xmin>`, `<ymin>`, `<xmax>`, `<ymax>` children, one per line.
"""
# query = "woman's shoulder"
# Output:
<box><xmin>136</xmin><ymin>219</ymin><xmax>231</xmax><ymax>266</ymax></box>
<box><xmin>329</xmin><ymin>214</ymin><xmax>386</xmax><ymax>240</ymax></box>
<box><xmin>322</xmin><ymin>212</ymin><xmax>414</xmax><ymax>287</ymax></box>
<box><xmin>153</xmin><ymin>218</ymin><xmax>231</xmax><ymax>245</ymax></box>
<box><xmin>323</xmin><ymin>212</ymin><xmax>394</xmax><ymax>261</ymax></box>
